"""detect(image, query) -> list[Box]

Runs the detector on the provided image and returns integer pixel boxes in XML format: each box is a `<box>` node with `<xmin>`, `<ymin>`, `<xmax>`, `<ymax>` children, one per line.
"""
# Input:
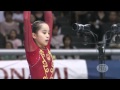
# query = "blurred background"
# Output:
<box><xmin>0</xmin><ymin>11</ymin><xmax>120</xmax><ymax>79</ymax></box>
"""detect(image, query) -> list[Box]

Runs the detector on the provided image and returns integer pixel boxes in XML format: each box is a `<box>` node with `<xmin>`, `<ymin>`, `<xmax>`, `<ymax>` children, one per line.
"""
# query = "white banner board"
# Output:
<box><xmin>0</xmin><ymin>60</ymin><xmax>88</xmax><ymax>79</ymax></box>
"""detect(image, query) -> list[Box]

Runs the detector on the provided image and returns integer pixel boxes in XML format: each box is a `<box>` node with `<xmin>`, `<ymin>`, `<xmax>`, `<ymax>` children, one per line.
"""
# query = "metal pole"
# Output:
<box><xmin>98</xmin><ymin>43</ymin><xmax>105</xmax><ymax>79</ymax></box>
<box><xmin>0</xmin><ymin>49</ymin><xmax>120</xmax><ymax>55</ymax></box>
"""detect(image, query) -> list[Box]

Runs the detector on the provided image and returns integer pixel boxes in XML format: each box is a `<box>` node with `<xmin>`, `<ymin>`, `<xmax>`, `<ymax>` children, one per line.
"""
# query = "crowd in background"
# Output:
<box><xmin>0</xmin><ymin>11</ymin><xmax>120</xmax><ymax>60</ymax></box>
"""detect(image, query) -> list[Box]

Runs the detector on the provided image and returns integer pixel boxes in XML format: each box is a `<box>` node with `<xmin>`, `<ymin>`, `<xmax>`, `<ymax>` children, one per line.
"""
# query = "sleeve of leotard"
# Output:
<box><xmin>44</xmin><ymin>11</ymin><xmax>53</xmax><ymax>50</ymax></box>
<box><xmin>23</xmin><ymin>11</ymin><xmax>37</xmax><ymax>52</ymax></box>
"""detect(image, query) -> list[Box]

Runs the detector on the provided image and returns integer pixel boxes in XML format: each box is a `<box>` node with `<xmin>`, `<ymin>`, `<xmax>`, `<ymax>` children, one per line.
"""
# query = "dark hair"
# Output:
<box><xmin>9</xmin><ymin>29</ymin><xmax>17</xmax><ymax>34</ymax></box>
<box><xmin>8</xmin><ymin>29</ymin><xmax>17</xmax><ymax>39</ymax></box>
<box><xmin>4</xmin><ymin>11</ymin><xmax>13</xmax><ymax>17</ymax></box>
<box><xmin>34</xmin><ymin>11</ymin><xmax>44</xmax><ymax>21</ymax></box>
<box><xmin>32</xmin><ymin>20</ymin><xmax>45</xmax><ymax>33</ymax></box>
<box><xmin>53</xmin><ymin>23</ymin><xmax>61</xmax><ymax>30</ymax></box>
<box><xmin>63</xmin><ymin>35</ymin><xmax>72</xmax><ymax>43</ymax></box>
<box><xmin>5</xmin><ymin>41</ymin><xmax>13</xmax><ymax>48</ymax></box>
<box><xmin>63</xmin><ymin>34</ymin><xmax>73</xmax><ymax>48</ymax></box>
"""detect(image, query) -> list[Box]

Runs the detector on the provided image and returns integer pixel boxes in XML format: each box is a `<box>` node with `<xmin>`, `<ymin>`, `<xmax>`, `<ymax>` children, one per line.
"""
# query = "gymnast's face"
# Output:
<box><xmin>32</xmin><ymin>23</ymin><xmax>50</xmax><ymax>48</ymax></box>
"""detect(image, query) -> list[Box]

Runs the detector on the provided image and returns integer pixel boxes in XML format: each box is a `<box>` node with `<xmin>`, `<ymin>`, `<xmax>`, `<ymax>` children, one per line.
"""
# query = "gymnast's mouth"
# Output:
<box><xmin>45</xmin><ymin>40</ymin><xmax>49</xmax><ymax>42</ymax></box>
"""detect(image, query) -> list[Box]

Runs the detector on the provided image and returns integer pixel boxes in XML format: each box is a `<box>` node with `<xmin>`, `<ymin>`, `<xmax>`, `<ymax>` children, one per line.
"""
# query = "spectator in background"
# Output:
<box><xmin>7</xmin><ymin>29</ymin><xmax>22</xmax><ymax>49</ymax></box>
<box><xmin>0</xmin><ymin>41</ymin><xmax>17</xmax><ymax>60</ymax></box>
<box><xmin>11</xmin><ymin>11</ymin><xmax>24</xmax><ymax>42</ymax></box>
<box><xmin>18</xmin><ymin>40</ymin><xmax>26</xmax><ymax>60</ymax></box>
<box><xmin>118</xmin><ymin>11</ymin><xmax>120</xmax><ymax>21</ymax></box>
<box><xmin>53</xmin><ymin>13</ymin><xmax>57</xmax><ymax>23</ymax></box>
<box><xmin>30</xmin><ymin>13</ymin><xmax>36</xmax><ymax>23</ymax></box>
<box><xmin>91</xmin><ymin>11</ymin><xmax>108</xmax><ymax>24</ymax></box>
<box><xmin>0</xmin><ymin>11</ymin><xmax>5</xmax><ymax>23</ymax></box>
<box><xmin>90</xmin><ymin>11</ymin><xmax>108</xmax><ymax>42</ymax></box>
<box><xmin>109</xmin><ymin>34</ymin><xmax>120</xmax><ymax>48</ymax></box>
<box><xmin>102</xmin><ymin>11</ymin><xmax>120</xmax><ymax>47</ymax></box>
<box><xmin>71</xmin><ymin>11</ymin><xmax>92</xmax><ymax>25</ymax></box>
<box><xmin>77</xmin><ymin>11</ymin><xmax>93</xmax><ymax>24</ymax></box>
<box><xmin>109</xmin><ymin>34</ymin><xmax>120</xmax><ymax>60</ymax></box>
<box><xmin>76</xmin><ymin>32</ymin><xmax>95</xmax><ymax>48</ymax></box>
<box><xmin>52</xmin><ymin>13</ymin><xmax>61</xmax><ymax>34</ymax></box>
<box><xmin>18</xmin><ymin>13</ymin><xmax>36</xmax><ymax>41</ymax></box>
<box><xmin>0</xmin><ymin>32</ymin><xmax>6</xmax><ymax>48</ymax></box>
<box><xmin>0</xmin><ymin>11</ymin><xmax>20</xmax><ymax>37</ymax></box>
<box><xmin>51</xmin><ymin>23</ymin><xmax>64</xmax><ymax>49</ymax></box>
<box><xmin>18</xmin><ymin>40</ymin><xmax>24</xmax><ymax>49</ymax></box>
<box><xmin>53</xmin><ymin>13</ymin><xmax>60</xmax><ymax>25</ymax></box>
<box><xmin>33</xmin><ymin>11</ymin><xmax>44</xmax><ymax>21</ymax></box>
<box><xmin>59</xmin><ymin>34</ymin><xmax>80</xmax><ymax>59</ymax></box>
<box><xmin>13</xmin><ymin>11</ymin><xmax>23</xmax><ymax>23</ymax></box>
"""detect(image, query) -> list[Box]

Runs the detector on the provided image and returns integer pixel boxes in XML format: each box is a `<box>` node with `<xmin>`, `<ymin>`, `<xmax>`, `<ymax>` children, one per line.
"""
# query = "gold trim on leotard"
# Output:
<box><xmin>39</xmin><ymin>48</ymin><xmax>54</xmax><ymax>79</ymax></box>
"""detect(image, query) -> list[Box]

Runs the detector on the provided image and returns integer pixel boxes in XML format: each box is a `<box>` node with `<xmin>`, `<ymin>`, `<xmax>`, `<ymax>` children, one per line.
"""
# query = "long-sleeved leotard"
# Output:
<box><xmin>23</xmin><ymin>11</ymin><xmax>53</xmax><ymax>79</ymax></box>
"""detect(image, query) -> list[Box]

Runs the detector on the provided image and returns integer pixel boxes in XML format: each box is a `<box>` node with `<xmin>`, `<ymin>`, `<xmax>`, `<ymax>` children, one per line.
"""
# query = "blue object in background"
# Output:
<box><xmin>87</xmin><ymin>60</ymin><xmax>120</xmax><ymax>79</ymax></box>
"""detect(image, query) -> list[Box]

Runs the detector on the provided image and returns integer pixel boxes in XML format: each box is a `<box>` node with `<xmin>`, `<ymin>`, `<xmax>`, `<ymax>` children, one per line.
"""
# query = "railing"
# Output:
<box><xmin>0</xmin><ymin>49</ymin><xmax>120</xmax><ymax>55</ymax></box>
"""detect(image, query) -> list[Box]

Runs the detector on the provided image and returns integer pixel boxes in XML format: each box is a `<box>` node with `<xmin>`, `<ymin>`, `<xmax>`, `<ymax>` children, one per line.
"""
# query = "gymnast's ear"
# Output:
<box><xmin>32</xmin><ymin>33</ymin><xmax>37</xmax><ymax>39</ymax></box>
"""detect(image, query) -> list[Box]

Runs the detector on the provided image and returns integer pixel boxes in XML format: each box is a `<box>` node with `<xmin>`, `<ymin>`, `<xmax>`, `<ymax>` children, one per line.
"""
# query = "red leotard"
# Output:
<box><xmin>23</xmin><ymin>11</ymin><xmax>53</xmax><ymax>79</ymax></box>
